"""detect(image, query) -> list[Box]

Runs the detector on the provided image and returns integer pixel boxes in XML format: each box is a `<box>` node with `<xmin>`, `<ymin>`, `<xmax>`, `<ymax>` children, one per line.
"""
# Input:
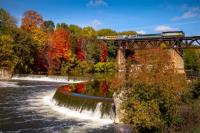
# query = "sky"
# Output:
<box><xmin>0</xmin><ymin>0</ymin><xmax>200</xmax><ymax>35</ymax></box>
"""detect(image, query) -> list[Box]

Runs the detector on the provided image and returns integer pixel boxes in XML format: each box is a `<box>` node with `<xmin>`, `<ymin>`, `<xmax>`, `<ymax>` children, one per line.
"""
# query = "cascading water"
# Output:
<box><xmin>12</xmin><ymin>74</ymin><xmax>86</xmax><ymax>83</ymax></box>
<box><xmin>0</xmin><ymin>74</ymin><xmax>116</xmax><ymax>132</ymax></box>
<box><xmin>52</xmin><ymin>90</ymin><xmax>115</xmax><ymax>122</ymax></box>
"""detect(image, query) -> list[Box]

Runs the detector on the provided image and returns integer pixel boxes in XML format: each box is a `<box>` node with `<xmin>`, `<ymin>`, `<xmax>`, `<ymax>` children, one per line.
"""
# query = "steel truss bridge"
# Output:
<box><xmin>98</xmin><ymin>36</ymin><xmax>200</xmax><ymax>48</ymax></box>
<box><xmin>97</xmin><ymin>35</ymin><xmax>200</xmax><ymax>73</ymax></box>
<box><xmin>98</xmin><ymin>35</ymin><xmax>200</xmax><ymax>56</ymax></box>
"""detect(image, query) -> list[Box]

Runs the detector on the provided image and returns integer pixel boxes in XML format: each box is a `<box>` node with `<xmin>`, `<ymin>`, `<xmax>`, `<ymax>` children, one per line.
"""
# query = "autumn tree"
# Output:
<box><xmin>100</xmin><ymin>42</ymin><xmax>108</xmax><ymax>62</ymax></box>
<box><xmin>21</xmin><ymin>10</ymin><xmax>44</xmax><ymax>31</ymax></box>
<box><xmin>76</xmin><ymin>37</ymin><xmax>85</xmax><ymax>61</ymax></box>
<box><xmin>113</xmin><ymin>48</ymin><xmax>188</xmax><ymax>132</ymax></box>
<box><xmin>43</xmin><ymin>20</ymin><xmax>55</xmax><ymax>33</ymax></box>
<box><xmin>47</xmin><ymin>28</ymin><xmax>71</xmax><ymax>74</ymax></box>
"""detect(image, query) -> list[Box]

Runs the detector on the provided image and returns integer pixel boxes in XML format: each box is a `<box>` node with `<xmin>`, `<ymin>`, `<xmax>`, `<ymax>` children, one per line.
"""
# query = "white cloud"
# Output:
<box><xmin>136</xmin><ymin>30</ymin><xmax>146</xmax><ymax>34</ymax></box>
<box><xmin>91</xmin><ymin>19</ymin><xmax>102</xmax><ymax>27</ymax></box>
<box><xmin>172</xmin><ymin>6</ymin><xmax>200</xmax><ymax>21</ymax></box>
<box><xmin>154</xmin><ymin>25</ymin><xmax>179</xmax><ymax>32</ymax></box>
<box><xmin>172</xmin><ymin>11</ymin><xmax>198</xmax><ymax>21</ymax></box>
<box><xmin>86</xmin><ymin>0</ymin><xmax>108</xmax><ymax>7</ymax></box>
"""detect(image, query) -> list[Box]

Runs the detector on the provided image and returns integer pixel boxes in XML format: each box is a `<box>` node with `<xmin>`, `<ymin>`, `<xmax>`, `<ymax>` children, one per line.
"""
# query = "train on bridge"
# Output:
<box><xmin>97</xmin><ymin>31</ymin><xmax>185</xmax><ymax>40</ymax></box>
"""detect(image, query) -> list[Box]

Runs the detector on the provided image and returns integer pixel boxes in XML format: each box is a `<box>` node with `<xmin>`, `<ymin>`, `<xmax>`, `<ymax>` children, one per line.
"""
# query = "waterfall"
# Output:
<box><xmin>53</xmin><ymin>90</ymin><xmax>115</xmax><ymax>121</ymax></box>
<box><xmin>12</xmin><ymin>74</ymin><xmax>86</xmax><ymax>83</ymax></box>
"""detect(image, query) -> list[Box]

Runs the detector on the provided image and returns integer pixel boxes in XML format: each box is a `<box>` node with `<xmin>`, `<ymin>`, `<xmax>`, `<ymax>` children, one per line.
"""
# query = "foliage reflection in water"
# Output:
<box><xmin>53</xmin><ymin>79</ymin><xmax>115</xmax><ymax>120</ymax></box>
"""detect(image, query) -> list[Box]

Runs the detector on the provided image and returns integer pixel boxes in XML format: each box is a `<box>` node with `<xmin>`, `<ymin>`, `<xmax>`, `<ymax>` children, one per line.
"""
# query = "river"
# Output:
<box><xmin>0</xmin><ymin>76</ymin><xmax>115</xmax><ymax>133</ymax></box>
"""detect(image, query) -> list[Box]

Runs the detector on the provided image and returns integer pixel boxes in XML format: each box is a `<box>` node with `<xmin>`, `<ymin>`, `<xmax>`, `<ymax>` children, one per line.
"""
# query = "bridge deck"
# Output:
<box><xmin>98</xmin><ymin>36</ymin><xmax>200</xmax><ymax>41</ymax></box>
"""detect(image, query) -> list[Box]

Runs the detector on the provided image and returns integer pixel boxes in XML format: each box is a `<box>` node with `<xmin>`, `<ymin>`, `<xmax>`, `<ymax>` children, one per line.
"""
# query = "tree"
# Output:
<box><xmin>21</xmin><ymin>10</ymin><xmax>44</xmax><ymax>31</ymax></box>
<box><xmin>82</xmin><ymin>26</ymin><xmax>96</xmax><ymax>39</ymax></box>
<box><xmin>43</xmin><ymin>20</ymin><xmax>55</xmax><ymax>33</ymax></box>
<box><xmin>113</xmin><ymin>48</ymin><xmax>188</xmax><ymax>131</ymax></box>
<box><xmin>48</xmin><ymin>28</ymin><xmax>71</xmax><ymax>73</ymax></box>
<box><xmin>13</xmin><ymin>29</ymin><xmax>37</xmax><ymax>73</ymax></box>
<box><xmin>56</xmin><ymin>23</ymin><xmax>68</xmax><ymax>31</ymax></box>
<box><xmin>118</xmin><ymin>31</ymin><xmax>137</xmax><ymax>35</ymax></box>
<box><xmin>183</xmin><ymin>49</ymin><xmax>200</xmax><ymax>71</ymax></box>
<box><xmin>0</xmin><ymin>8</ymin><xmax>17</xmax><ymax>35</ymax></box>
<box><xmin>0</xmin><ymin>35</ymin><xmax>18</xmax><ymax>71</ymax></box>
<box><xmin>76</xmin><ymin>37</ymin><xmax>85</xmax><ymax>61</ymax></box>
<box><xmin>99</xmin><ymin>41</ymin><xmax>108</xmax><ymax>62</ymax></box>
<box><xmin>68</xmin><ymin>24</ymin><xmax>82</xmax><ymax>35</ymax></box>
<box><xmin>97</xmin><ymin>29</ymin><xmax>117</xmax><ymax>36</ymax></box>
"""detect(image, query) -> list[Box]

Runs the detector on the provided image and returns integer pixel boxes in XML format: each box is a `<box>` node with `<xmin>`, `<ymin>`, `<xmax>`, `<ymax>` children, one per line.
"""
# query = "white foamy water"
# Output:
<box><xmin>12</xmin><ymin>74</ymin><xmax>85</xmax><ymax>83</ymax></box>
<box><xmin>0</xmin><ymin>79</ymin><xmax>114</xmax><ymax>132</ymax></box>
<box><xmin>0</xmin><ymin>81</ymin><xmax>19</xmax><ymax>87</ymax></box>
<box><xmin>42</xmin><ymin>91</ymin><xmax>113</xmax><ymax>125</ymax></box>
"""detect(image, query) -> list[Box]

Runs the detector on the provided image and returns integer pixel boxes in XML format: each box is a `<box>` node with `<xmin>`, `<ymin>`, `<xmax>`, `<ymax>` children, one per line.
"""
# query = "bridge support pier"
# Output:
<box><xmin>168</xmin><ymin>49</ymin><xmax>185</xmax><ymax>73</ymax></box>
<box><xmin>116</xmin><ymin>46</ymin><xmax>126</xmax><ymax>72</ymax></box>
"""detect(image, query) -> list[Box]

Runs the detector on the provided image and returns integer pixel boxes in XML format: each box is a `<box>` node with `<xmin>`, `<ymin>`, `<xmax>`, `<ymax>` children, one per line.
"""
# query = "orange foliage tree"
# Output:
<box><xmin>47</xmin><ymin>28</ymin><xmax>71</xmax><ymax>74</ymax></box>
<box><xmin>75</xmin><ymin>83</ymin><xmax>85</xmax><ymax>93</ymax></box>
<box><xmin>21</xmin><ymin>10</ymin><xmax>44</xmax><ymax>31</ymax></box>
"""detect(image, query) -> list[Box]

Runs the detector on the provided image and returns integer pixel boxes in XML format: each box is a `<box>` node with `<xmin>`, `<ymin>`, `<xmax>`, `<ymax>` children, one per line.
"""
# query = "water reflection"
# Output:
<box><xmin>56</xmin><ymin>79</ymin><xmax>112</xmax><ymax>98</ymax></box>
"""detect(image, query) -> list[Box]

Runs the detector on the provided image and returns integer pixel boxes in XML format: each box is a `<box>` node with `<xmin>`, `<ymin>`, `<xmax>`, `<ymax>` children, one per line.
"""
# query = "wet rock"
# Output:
<box><xmin>114</xmin><ymin>124</ymin><xmax>136</xmax><ymax>133</ymax></box>
<box><xmin>0</xmin><ymin>68</ymin><xmax>12</xmax><ymax>80</ymax></box>
<box><xmin>113</xmin><ymin>90</ymin><xmax>127</xmax><ymax>124</ymax></box>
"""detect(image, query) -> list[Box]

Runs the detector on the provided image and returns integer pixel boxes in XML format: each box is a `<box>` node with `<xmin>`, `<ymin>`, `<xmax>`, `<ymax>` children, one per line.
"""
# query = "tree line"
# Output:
<box><xmin>0</xmin><ymin>8</ymin><xmax>137</xmax><ymax>75</ymax></box>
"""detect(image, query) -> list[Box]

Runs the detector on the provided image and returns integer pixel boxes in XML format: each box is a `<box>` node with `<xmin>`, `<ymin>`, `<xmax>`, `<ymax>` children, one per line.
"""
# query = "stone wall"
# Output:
<box><xmin>0</xmin><ymin>68</ymin><xmax>12</xmax><ymax>80</ymax></box>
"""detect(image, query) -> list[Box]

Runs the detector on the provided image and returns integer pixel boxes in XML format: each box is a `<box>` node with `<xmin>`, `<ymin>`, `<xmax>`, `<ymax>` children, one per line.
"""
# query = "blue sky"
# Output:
<box><xmin>0</xmin><ymin>0</ymin><xmax>200</xmax><ymax>35</ymax></box>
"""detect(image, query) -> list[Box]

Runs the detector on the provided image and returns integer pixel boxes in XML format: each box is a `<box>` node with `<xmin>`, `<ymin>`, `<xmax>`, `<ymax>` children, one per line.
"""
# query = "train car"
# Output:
<box><xmin>162</xmin><ymin>31</ymin><xmax>185</xmax><ymax>37</ymax></box>
<box><xmin>104</xmin><ymin>36</ymin><xmax>118</xmax><ymax>40</ymax></box>
<box><xmin>97</xmin><ymin>36</ymin><xmax>118</xmax><ymax>40</ymax></box>
<box><xmin>117</xmin><ymin>35</ymin><xmax>129</xmax><ymax>39</ymax></box>
<box><xmin>137</xmin><ymin>33</ymin><xmax>162</xmax><ymax>38</ymax></box>
<box><xmin>128</xmin><ymin>35</ymin><xmax>137</xmax><ymax>39</ymax></box>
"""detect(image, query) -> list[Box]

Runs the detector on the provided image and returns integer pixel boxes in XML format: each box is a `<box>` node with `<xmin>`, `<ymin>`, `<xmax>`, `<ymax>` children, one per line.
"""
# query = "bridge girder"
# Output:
<box><xmin>99</xmin><ymin>36</ymin><xmax>200</xmax><ymax>50</ymax></box>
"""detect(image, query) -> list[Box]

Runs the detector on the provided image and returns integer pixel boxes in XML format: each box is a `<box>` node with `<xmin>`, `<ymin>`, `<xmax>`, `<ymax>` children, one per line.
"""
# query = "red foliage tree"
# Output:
<box><xmin>101</xmin><ymin>46</ymin><xmax>108</xmax><ymax>62</ymax></box>
<box><xmin>75</xmin><ymin>83</ymin><xmax>85</xmax><ymax>93</ymax></box>
<box><xmin>47</xmin><ymin>28</ymin><xmax>71</xmax><ymax>74</ymax></box>
<box><xmin>101</xmin><ymin>80</ymin><xmax>108</xmax><ymax>96</ymax></box>
<box><xmin>76</xmin><ymin>37</ymin><xmax>85</xmax><ymax>61</ymax></box>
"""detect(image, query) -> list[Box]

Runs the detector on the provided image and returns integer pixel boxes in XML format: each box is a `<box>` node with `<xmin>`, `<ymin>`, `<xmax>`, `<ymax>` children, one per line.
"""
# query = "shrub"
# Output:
<box><xmin>94</xmin><ymin>62</ymin><xmax>116</xmax><ymax>73</ymax></box>
<box><xmin>191</xmin><ymin>78</ymin><xmax>200</xmax><ymax>99</ymax></box>
<box><xmin>113</xmin><ymin>48</ymin><xmax>188</xmax><ymax>132</ymax></box>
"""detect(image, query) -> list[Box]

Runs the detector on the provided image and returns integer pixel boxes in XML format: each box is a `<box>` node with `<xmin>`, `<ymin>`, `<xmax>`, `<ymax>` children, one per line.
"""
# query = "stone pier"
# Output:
<box><xmin>168</xmin><ymin>49</ymin><xmax>185</xmax><ymax>73</ymax></box>
<box><xmin>116</xmin><ymin>46</ymin><xmax>126</xmax><ymax>72</ymax></box>
<box><xmin>116</xmin><ymin>48</ymin><xmax>185</xmax><ymax>73</ymax></box>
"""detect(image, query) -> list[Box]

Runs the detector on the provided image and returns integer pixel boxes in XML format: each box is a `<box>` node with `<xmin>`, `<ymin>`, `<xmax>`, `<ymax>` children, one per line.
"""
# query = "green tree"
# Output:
<box><xmin>69</xmin><ymin>24</ymin><xmax>82</xmax><ymax>36</ymax></box>
<box><xmin>97</xmin><ymin>28</ymin><xmax>117</xmax><ymax>36</ymax></box>
<box><xmin>0</xmin><ymin>8</ymin><xmax>17</xmax><ymax>35</ymax></box>
<box><xmin>82</xmin><ymin>26</ymin><xmax>96</xmax><ymax>39</ymax></box>
<box><xmin>13</xmin><ymin>29</ymin><xmax>37</xmax><ymax>73</ymax></box>
<box><xmin>56</xmin><ymin>23</ymin><xmax>68</xmax><ymax>31</ymax></box>
<box><xmin>0</xmin><ymin>35</ymin><xmax>18</xmax><ymax>71</ymax></box>
<box><xmin>118</xmin><ymin>31</ymin><xmax>137</xmax><ymax>35</ymax></box>
<box><xmin>183</xmin><ymin>49</ymin><xmax>200</xmax><ymax>71</ymax></box>
<box><xmin>44</xmin><ymin>20</ymin><xmax>55</xmax><ymax>33</ymax></box>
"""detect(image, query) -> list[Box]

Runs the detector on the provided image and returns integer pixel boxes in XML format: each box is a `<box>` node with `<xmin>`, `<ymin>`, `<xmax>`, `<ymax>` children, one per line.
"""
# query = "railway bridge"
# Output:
<box><xmin>97</xmin><ymin>31</ymin><xmax>200</xmax><ymax>73</ymax></box>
